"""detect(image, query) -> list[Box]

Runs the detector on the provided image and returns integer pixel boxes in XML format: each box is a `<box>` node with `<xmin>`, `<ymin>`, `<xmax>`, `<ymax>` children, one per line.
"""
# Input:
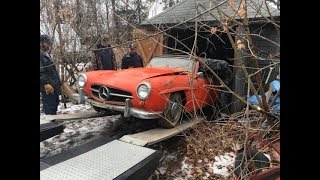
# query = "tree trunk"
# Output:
<box><xmin>75</xmin><ymin>0</ymin><xmax>83</xmax><ymax>37</ymax></box>
<box><xmin>242</xmin><ymin>0</ymin><xmax>268</xmax><ymax>111</ymax></box>
<box><xmin>105</xmin><ymin>0</ymin><xmax>109</xmax><ymax>32</ymax></box>
<box><xmin>54</xmin><ymin>0</ymin><xmax>66</xmax><ymax>82</ymax></box>
<box><xmin>137</xmin><ymin>0</ymin><xmax>141</xmax><ymax>24</ymax></box>
<box><xmin>126</xmin><ymin>0</ymin><xmax>129</xmax><ymax>11</ymax></box>
<box><xmin>90</xmin><ymin>0</ymin><xmax>101</xmax><ymax>36</ymax></box>
<box><xmin>111</xmin><ymin>0</ymin><xmax>120</xmax><ymax>44</ymax></box>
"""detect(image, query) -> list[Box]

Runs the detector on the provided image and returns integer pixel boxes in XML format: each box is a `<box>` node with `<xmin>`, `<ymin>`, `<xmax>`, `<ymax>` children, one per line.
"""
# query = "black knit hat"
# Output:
<box><xmin>40</xmin><ymin>34</ymin><xmax>52</xmax><ymax>44</ymax></box>
<box><xmin>128</xmin><ymin>43</ymin><xmax>136</xmax><ymax>49</ymax></box>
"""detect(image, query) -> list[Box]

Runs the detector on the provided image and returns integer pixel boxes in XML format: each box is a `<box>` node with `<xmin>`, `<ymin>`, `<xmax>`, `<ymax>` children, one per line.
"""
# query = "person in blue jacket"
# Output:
<box><xmin>121</xmin><ymin>44</ymin><xmax>143</xmax><ymax>69</ymax></box>
<box><xmin>40</xmin><ymin>34</ymin><xmax>61</xmax><ymax>115</ymax></box>
<box><xmin>96</xmin><ymin>36</ymin><xmax>116</xmax><ymax>70</ymax></box>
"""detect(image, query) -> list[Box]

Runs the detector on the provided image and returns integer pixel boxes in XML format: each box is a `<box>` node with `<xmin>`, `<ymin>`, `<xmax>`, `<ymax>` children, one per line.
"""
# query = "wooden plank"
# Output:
<box><xmin>133</xmin><ymin>29</ymin><xmax>163</xmax><ymax>65</ymax></box>
<box><xmin>119</xmin><ymin>118</ymin><xmax>203</xmax><ymax>146</ymax></box>
<box><xmin>40</xmin><ymin>110</ymin><xmax>103</xmax><ymax>122</ymax></box>
<box><xmin>153</xmin><ymin>33</ymin><xmax>163</xmax><ymax>57</ymax></box>
<box><xmin>147</xmin><ymin>36</ymin><xmax>161</xmax><ymax>60</ymax></box>
<box><xmin>158</xmin><ymin>33</ymin><xmax>163</xmax><ymax>55</ymax></box>
<box><xmin>138</xmin><ymin>36</ymin><xmax>158</xmax><ymax>66</ymax></box>
<box><xmin>137</xmin><ymin>40</ymin><xmax>148</xmax><ymax>66</ymax></box>
<box><xmin>40</xmin><ymin>119</ymin><xmax>52</xmax><ymax>125</ymax></box>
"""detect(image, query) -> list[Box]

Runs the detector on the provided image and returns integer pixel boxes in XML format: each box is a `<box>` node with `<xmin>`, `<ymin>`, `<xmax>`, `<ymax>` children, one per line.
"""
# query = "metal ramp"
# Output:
<box><xmin>40</xmin><ymin>115</ymin><xmax>203</xmax><ymax>179</ymax></box>
<box><xmin>119</xmin><ymin>118</ymin><xmax>203</xmax><ymax>146</ymax></box>
<box><xmin>40</xmin><ymin>122</ymin><xmax>65</xmax><ymax>142</ymax></box>
<box><xmin>40</xmin><ymin>136</ymin><xmax>162</xmax><ymax>180</ymax></box>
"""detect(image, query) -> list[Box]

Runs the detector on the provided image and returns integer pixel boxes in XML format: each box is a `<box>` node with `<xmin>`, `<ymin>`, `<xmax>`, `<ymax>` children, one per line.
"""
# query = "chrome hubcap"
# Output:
<box><xmin>170</xmin><ymin>102</ymin><xmax>181</xmax><ymax>121</ymax></box>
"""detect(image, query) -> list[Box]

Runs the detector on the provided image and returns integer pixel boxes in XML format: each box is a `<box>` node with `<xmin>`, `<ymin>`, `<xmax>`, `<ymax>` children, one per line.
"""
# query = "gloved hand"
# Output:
<box><xmin>44</xmin><ymin>84</ymin><xmax>54</xmax><ymax>95</ymax></box>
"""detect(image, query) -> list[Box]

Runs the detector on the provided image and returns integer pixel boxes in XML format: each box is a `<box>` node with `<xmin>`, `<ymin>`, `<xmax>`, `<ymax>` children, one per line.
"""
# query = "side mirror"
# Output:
<box><xmin>196</xmin><ymin>72</ymin><xmax>204</xmax><ymax>78</ymax></box>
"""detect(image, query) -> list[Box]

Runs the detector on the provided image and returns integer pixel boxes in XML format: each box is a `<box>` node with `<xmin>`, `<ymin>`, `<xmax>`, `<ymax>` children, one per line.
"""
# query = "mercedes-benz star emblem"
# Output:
<box><xmin>98</xmin><ymin>86</ymin><xmax>110</xmax><ymax>100</ymax></box>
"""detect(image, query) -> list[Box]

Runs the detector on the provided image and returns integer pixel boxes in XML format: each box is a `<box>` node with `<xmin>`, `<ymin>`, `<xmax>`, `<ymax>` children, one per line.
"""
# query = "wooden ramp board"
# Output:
<box><xmin>40</xmin><ymin>110</ymin><xmax>103</xmax><ymax>122</ymax></box>
<box><xmin>119</xmin><ymin>118</ymin><xmax>203</xmax><ymax>146</ymax></box>
<box><xmin>40</xmin><ymin>119</ymin><xmax>52</xmax><ymax>125</ymax></box>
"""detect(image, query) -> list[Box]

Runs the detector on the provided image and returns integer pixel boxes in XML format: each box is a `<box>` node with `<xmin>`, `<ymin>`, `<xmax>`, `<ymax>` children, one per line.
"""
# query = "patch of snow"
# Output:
<box><xmin>57</xmin><ymin>102</ymin><xmax>92</xmax><ymax>114</ymax></box>
<box><xmin>264</xmin><ymin>153</ymin><xmax>271</xmax><ymax>162</ymax></box>
<box><xmin>204</xmin><ymin>172</ymin><xmax>211</xmax><ymax>179</ymax></box>
<box><xmin>159</xmin><ymin>167</ymin><xmax>167</xmax><ymax>175</ymax></box>
<box><xmin>166</xmin><ymin>153</ymin><xmax>178</xmax><ymax>161</ymax></box>
<box><xmin>40</xmin><ymin>115</ymin><xmax>122</xmax><ymax>158</ymax></box>
<box><xmin>209</xmin><ymin>152</ymin><xmax>236</xmax><ymax>177</ymax></box>
<box><xmin>63</xmin><ymin>128</ymin><xmax>73</xmax><ymax>133</ymax></box>
<box><xmin>233</xmin><ymin>143</ymin><xmax>242</xmax><ymax>151</ymax></box>
<box><xmin>178</xmin><ymin>157</ymin><xmax>194</xmax><ymax>179</ymax></box>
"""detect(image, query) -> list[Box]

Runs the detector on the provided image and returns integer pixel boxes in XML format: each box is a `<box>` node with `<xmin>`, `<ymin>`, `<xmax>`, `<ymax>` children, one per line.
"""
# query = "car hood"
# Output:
<box><xmin>87</xmin><ymin>67</ymin><xmax>186</xmax><ymax>88</ymax></box>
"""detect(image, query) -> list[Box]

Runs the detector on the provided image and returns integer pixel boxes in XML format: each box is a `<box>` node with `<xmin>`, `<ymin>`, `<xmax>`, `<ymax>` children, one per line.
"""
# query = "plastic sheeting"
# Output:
<box><xmin>248</xmin><ymin>80</ymin><xmax>280</xmax><ymax>113</ymax></box>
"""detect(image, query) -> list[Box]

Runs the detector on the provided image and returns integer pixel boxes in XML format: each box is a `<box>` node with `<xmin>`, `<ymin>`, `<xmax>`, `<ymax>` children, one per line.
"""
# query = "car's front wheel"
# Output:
<box><xmin>158</xmin><ymin>92</ymin><xmax>184</xmax><ymax>128</ymax></box>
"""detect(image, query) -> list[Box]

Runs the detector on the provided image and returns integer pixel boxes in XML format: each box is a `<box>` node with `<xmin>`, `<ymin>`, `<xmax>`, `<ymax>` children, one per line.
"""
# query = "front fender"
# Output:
<box><xmin>159</xmin><ymin>87</ymin><xmax>194</xmax><ymax>95</ymax></box>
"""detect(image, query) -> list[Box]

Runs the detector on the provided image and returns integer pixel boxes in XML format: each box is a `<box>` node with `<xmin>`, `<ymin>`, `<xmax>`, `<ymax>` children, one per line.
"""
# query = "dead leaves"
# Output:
<box><xmin>229</xmin><ymin>0</ymin><xmax>235</xmax><ymax>8</ymax></box>
<box><xmin>237</xmin><ymin>39</ymin><xmax>245</xmax><ymax>49</ymax></box>
<box><xmin>210</xmin><ymin>24</ymin><xmax>229</xmax><ymax>34</ymax></box>
<box><xmin>181</xmin><ymin>122</ymin><xmax>248</xmax><ymax>179</ymax></box>
<box><xmin>223</xmin><ymin>25</ymin><xmax>229</xmax><ymax>32</ymax></box>
<box><xmin>58</xmin><ymin>8</ymin><xmax>76</xmax><ymax>22</ymax></box>
<box><xmin>229</xmin><ymin>0</ymin><xmax>247</xmax><ymax>18</ymax></box>
<box><xmin>210</xmin><ymin>27</ymin><xmax>217</xmax><ymax>34</ymax></box>
<box><xmin>237</xmin><ymin>0</ymin><xmax>246</xmax><ymax>18</ymax></box>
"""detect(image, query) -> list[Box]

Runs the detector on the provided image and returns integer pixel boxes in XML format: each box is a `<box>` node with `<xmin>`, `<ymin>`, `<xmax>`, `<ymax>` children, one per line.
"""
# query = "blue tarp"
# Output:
<box><xmin>248</xmin><ymin>80</ymin><xmax>280</xmax><ymax>113</ymax></box>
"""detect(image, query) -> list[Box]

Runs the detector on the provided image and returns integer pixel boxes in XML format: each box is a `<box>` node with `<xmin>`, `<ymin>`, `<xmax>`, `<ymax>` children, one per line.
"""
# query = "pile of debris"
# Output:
<box><xmin>152</xmin><ymin>109</ymin><xmax>280</xmax><ymax>179</ymax></box>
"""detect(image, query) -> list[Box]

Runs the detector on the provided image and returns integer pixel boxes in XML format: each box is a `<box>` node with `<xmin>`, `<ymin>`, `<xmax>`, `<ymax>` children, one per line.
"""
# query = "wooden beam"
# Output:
<box><xmin>137</xmin><ymin>40</ymin><xmax>148</xmax><ymax>66</ymax></box>
<box><xmin>119</xmin><ymin>118</ymin><xmax>203</xmax><ymax>146</ymax></box>
<box><xmin>146</xmin><ymin>35</ymin><xmax>161</xmax><ymax>62</ymax></box>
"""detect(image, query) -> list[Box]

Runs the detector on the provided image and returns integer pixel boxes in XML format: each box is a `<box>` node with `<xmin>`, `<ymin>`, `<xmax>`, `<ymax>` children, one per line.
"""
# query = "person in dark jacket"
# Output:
<box><xmin>96</xmin><ymin>36</ymin><xmax>116</xmax><ymax>70</ymax></box>
<box><xmin>40</xmin><ymin>34</ymin><xmax>61</xmax><ymax>115</ymax></box>
<box><xmin>200</xmin><ymin>59</ymin><xmax>233</xmax><ymax>114</ymax></box>
<box><xmin>121</xmin><ymin>44</ymin><xmax>143</xmax><ymax>69</ymax></box>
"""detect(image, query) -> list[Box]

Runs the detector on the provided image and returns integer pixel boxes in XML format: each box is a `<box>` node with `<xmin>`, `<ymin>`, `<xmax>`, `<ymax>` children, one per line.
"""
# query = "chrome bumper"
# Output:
<box><xmin>86</xmin><ymin>98</ymin><xmax>163</xmax><ymax>119</ymax></box>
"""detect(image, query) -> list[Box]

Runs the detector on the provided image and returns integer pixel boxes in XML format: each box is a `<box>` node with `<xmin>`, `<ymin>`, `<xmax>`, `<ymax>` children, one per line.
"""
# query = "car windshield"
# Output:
<box><xmin>146</xmin><ymin>56</ymin><xmax>195</xmax><ymax>71</ymax></box>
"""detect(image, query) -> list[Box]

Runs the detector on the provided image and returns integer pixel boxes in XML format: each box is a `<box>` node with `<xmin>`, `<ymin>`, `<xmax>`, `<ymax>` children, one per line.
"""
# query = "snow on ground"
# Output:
<box><xmin>151</xmin><ymin>136</ymin><xmax>238</xmax><ymax>179</ymax></box>
<box><xmin>178</xmin><ymin>157</ymin><xmax>194</xmax><ymax>179</ymax></box>
<box><xmin>174</xmin><ymin>152</ymin><xmax>235</xmax><ymax>179</ymax></box>
<box><xmin>210</xmin><ymin>152</ymin><xmax>236</xmax><ymax>177</ymax></box>
<box><xmin>40</xmin><ymin>115</ymin><xmax>122</xmax><ymax>158</ymax></box>
<box><xmin>40</xmin><ymin>101</ymin><xmax>158</xmax><ymax>159</ymax></box>
<box><xmin>40</xmin><ymin>102</ymin><xmax>122</xmax><ymax>158</ymax></box>
<box><xmin>57</xmin><ymin>102</ymin><xmax>92</xmax><ymax>114</ymax></box>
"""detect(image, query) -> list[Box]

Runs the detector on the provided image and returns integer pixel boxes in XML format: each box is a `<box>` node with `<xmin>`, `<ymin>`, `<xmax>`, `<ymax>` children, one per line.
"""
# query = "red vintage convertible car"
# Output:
<box><xmin>77</xmin><ymin>55</ymin><xmax>220</xmax><ymax>128</ymax></box>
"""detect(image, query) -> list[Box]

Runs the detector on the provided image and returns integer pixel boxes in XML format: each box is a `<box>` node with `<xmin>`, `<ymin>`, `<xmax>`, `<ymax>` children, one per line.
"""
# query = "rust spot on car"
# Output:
<box><xmin>164</xmin><ymin>80</ymin><xmax>174</xmax><ymax>88</ymax></box>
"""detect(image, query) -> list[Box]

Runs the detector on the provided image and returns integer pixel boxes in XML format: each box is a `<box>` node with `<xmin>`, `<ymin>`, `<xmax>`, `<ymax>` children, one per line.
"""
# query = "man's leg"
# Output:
<box><xmin>41</xmin><ymin>91</ymin><xmax>59</xmax><ymax>115</ymax></box>
<box><xmin>220</xmin><ymin>92</ymin><xmax>231</xmax><ymax>114</ymax></box>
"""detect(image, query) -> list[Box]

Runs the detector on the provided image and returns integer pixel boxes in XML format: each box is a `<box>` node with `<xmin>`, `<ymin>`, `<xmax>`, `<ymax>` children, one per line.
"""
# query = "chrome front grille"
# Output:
<box><xmin>90</xmin><ymin>85</ymin><xmax>133</xmax><ymax>102</ymax></box>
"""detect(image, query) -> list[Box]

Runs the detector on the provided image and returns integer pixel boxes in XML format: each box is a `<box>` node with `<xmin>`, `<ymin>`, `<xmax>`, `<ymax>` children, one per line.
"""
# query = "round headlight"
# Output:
<box><xmin>137</xmin><ymin>82</ymin><xmax>151</xmax><ymax>99</ymax></box>
<box><xmin>77</xmin><ymin>74</ymin><xmax>87</xmax><ymax>88</ymax></box>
